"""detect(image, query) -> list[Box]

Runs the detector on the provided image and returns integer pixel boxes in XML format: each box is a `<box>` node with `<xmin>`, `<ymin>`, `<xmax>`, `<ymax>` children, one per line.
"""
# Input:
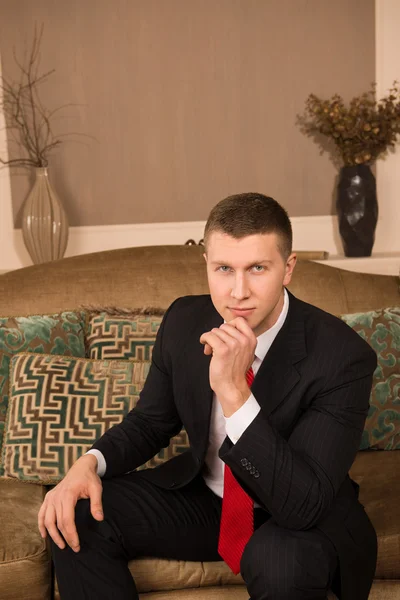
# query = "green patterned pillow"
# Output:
<box><xmin>86</xmin><ymin>310</ymin><xmax>164</xmax><ymax>360</ymax></box>
<box><xmin>84</xmin><ymin>310</ymin><xmax>190</xmax><ymax>465</ymax></box>
<box><xmin>2</xmin><ymin>353</ymin><xmax>189</xmax><ymax>483</ymax></box>
<box><xmin>0</xmin><ymin>311</ymin><xmax>86</xmax><ymax>475</ymax></box>
<box><xmin>2</xmin><ymin>354</ymin><xmax>150</xmax><ymax>483</ymax></box>
<box><xmin>340</xmin><ymin>307</ymin><xmax>400</xmax><ymax>450</ymax></box>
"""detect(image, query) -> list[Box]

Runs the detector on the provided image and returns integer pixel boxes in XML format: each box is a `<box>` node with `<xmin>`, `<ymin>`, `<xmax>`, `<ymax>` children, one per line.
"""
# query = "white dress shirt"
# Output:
<box><xmin>88</xmin><ymin>289</ymin><xmax>289</xmax><ymax>487</ymax></box>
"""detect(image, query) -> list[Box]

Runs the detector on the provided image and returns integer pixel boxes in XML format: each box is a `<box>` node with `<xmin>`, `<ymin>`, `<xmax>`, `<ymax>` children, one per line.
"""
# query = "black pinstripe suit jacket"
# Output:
<box><xmin>93</xmin><ymin>291</ymin><xmax>378</xmax><ymax>600</ymax></box>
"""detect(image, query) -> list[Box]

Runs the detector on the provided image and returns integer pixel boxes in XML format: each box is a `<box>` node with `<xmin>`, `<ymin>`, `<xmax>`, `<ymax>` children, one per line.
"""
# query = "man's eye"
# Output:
<box><xmin>218</xmin><ymin>266</ymin><xmax>231</xmax><ymax>272</ymax></box>
<box><xmin>252</xmin><ymin>265</ymin><xmax>265</xmax><ymax>272</ymax></box>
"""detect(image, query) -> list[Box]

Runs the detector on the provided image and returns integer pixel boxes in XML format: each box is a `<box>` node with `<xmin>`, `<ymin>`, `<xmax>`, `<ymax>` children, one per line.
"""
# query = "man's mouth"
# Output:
<box><xmin>228</xmin><ymin>307</ymin><xmax>255</xmax><ymax>317</ymax></box>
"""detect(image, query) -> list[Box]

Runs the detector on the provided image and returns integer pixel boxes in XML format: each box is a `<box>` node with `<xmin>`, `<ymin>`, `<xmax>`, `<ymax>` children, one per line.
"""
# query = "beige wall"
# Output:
<box><xmin>0</xmin><ymin>0</ymin><xmax>375</xmax><ymax>227</ymax></box>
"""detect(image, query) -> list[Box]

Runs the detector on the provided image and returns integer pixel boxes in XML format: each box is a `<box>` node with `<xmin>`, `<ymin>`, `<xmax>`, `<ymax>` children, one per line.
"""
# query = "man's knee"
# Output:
<box><xmin>241</xmin><ymin>522</ymin><xmax>336</xmax><ymax>599</ymax></box>
<box><xmin>241</xmin><ymin>524</ymin><xmax>299</xmax><ymax>597</ymax></box>
<box><xmin>74</xmin><ymin>479</ymin><xmax>119</xmax><ymax>532</ymax></box>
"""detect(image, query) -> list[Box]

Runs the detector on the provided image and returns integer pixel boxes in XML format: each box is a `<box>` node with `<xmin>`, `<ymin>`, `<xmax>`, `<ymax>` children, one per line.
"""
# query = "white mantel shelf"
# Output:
<box><xmin>314</xmin><ymin>252</ymin><xmax>400</xmax><ymax>276</ymax></box>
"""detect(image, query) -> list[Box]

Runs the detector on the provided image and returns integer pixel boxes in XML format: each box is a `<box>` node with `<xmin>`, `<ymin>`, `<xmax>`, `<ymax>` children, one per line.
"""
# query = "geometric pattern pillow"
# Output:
<box><xmin>84</xmin><ymin>311</ymin><xmax>190</xmax><ymax>466</ymax></box>
<box><xmin>340</xmin><ymin>307</ymin><xmax>400</xmax><ymax>450</ymax></box>
<box><xmin>85</xmin><ymin>311</ymin><xmax>164</xmax><ymax>361</ymax></box>
<box><xmin>0</xmin><ymin>311</ymin><xmax>86</xmax><ymax>475</ymax></box>
<box><xmin>2</xmin><ymin>354</ymin><xmax>151</xmax><ymax>483</ymax></box>
<box><xmin>2</xmin><ymin>352</ymin><xmax>190</xmax><ymax>483</ymax></box>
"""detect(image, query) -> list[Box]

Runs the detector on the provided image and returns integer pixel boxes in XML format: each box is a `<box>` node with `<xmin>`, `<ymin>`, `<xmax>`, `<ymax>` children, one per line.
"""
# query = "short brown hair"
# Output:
<box><xmin>204</xmin><ymin>193</ymin><xmax>292</xmax><ymax>259</ymax></box>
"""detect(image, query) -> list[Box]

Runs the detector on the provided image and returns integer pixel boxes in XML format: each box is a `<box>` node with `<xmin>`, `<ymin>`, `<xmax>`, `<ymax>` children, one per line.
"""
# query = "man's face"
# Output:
<box><xmin>204</xmin><ymin>232</ymin><xmax>296</xmax><ymax>337</ymax></box>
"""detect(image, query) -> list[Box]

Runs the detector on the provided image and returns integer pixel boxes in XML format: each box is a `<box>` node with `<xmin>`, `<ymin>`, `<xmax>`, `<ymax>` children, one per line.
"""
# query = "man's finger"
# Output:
<box><xmin>199</xmin><ymin>331</ymin><xmax>225</xmax><ymax>351</ymax></box>
<box><xmin>44</xmin><ymin>504</ymin><xmax>66</xmax><ymax>550</ymax></box>
<box><xmin>219</xmin><ymin>323</ymin><xmax>248</xmax><ymax>344</ymax></box>
<box><xmin>58</xmin><ymin>500</ymin><xmax>80</xmax><ymax>552</ymax></box>
<box><xmin>89</xmin><ymin>483</ymin><xmax>104</xmax><ymax>521</ymax></box>
<box><xmin>208</xmin><ymin>326</ymin><xmax>243</xmax><ymax>348</ymax></box>
<box><xmin>38</xmin><ymin>500</ymin><xmax>48</xmax><ymax>539</ymax></box>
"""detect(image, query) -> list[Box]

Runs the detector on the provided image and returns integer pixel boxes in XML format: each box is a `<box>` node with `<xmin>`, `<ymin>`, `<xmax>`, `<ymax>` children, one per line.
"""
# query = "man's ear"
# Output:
<box><xmin>283</xmin><ymin>253</ymin><xmax>297</xmax><ymax>286</ymax></box>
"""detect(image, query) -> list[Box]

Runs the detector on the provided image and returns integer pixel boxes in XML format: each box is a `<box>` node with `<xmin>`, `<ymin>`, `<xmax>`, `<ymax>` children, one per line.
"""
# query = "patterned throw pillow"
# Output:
<box><xmin>2</xmin><ymin>354</ymin><xmax>151</xmax><ymax>483</ymax></box>
<box><xmin>0</xmin><ymin>311</ymin><xmax>86</xmax><ymax>475</ymax></box>
<box><xmin>2</xmin><ymin>353</ymin><xmax>190</xmax><ymax>483</ymax></box>
<box><xmin>340</xmin><ymin>307</ymin><xmax>400</xmax><ymax>450</ymax></box>
<box><xmin>85</xmin><ymin>311</ymin><xmax>164</xmax><ymax>360</ymax></box>
<box><xmin>84</xmin><ymin>309</ymin><xmax>190</xmax><ymax>464</ymax></box>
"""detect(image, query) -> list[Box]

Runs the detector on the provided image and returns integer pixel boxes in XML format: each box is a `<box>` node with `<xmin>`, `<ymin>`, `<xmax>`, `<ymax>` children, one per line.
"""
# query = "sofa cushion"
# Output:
<box><xmin>130</xmin><ymin>557</ymin><xmax>242</xmax><ymax>593</ymax></box>
<box><xmin>0</xmin><ymin>478</ymin><xmax>51</xmax><ymax>600</ymax></box>
<box><xmin>0</xmin><ymin>311</ymin><xmax>86</xmax><ymax>476</ymax></box>
<box><xmin>55</xmin><ymin>581</ymin><xmax>251</xmax><ymax>600</ymax></box>
<box><xmin>2</xmin><ymin>354</ymin><xmax>150</xmax><ymax>483</ymax></box>
<box><xmin>340</xmin><ymin>307</ymin><xmax>400</xmax><ymax>450</ymax></box>
<box><xmin>135</xmin><ymin>582</ymin><xmax>400</xmax><ymax>599</ymax></box>
<box><xmin>85</xmin><ymin>310</ymin><xmax>164</xmax><ymax>360</ymax></box>
<box><xmin>52</xmin><ymin>572</ymin><xmax>399</xmax><ymax>600</ymax></box>
<box><xmin>53</xmin><ymin>558</ymin><xmax>244</xmax><ymax>599</ymax></box>
<box><xmin>350</xmin><ymin>450</ymin><xmax>400</xmax><ymax>579</ymax></box>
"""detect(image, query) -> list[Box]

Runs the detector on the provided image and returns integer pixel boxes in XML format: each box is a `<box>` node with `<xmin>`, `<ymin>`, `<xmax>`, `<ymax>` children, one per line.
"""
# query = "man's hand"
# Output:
<box><xmin>38</xmin><ymin>453</ymin><xmax>103</xmax><ymax>553</ymax></box>
<box><xmin>200</xmin><ymin>317</ymin><xmax>257</xmax><ymax>416</ymax></box>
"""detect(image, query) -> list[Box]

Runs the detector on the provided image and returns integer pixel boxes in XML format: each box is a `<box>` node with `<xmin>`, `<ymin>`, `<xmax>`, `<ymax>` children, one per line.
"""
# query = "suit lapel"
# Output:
<box><xmin>252</xmin><ymin>292</ymin><xmax>307</xmax><ymax>418</ymax></box>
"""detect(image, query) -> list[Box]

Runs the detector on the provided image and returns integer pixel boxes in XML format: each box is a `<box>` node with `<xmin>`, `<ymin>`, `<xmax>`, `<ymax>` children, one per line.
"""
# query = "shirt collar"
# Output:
<box><xmin>254</xmin><ymin>288</ymin><xmax>289</xmax><ymax>363</ymax></box>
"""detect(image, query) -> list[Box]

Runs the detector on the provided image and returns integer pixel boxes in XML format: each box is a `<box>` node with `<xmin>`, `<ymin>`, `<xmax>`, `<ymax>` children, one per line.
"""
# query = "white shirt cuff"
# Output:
<box><xmin>225</xmin><ymin>393</ymin><xmax>261</xmax><ymax>444</ymax></box>
<box><xmin>86</xmin><ymin>449</ymin><xmax>106</xmax><ymax>477</ymax></box>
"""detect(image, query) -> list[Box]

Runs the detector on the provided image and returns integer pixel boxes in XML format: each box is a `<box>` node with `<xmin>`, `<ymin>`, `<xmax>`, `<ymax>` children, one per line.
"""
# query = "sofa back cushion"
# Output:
<box><xmin>1</xmin><ymin>245</ymin><xmax>399</xmax><ymax>318</ymax></box>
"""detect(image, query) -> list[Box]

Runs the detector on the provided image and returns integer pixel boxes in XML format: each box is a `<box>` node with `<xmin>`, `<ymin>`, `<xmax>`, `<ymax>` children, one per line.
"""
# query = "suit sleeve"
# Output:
<box><xmin>219</xmin><ymin>335</ymin><xmax>377</xmax><ymax>530</ymax></box>
<box><xmin>91</xmin><ymin>299</ymin><xmax>182</xmax><ymax>478</ymax></box>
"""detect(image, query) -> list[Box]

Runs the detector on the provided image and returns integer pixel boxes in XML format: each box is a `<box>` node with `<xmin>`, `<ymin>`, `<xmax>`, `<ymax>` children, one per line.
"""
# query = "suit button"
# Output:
<box><xmin>246</xmin><ymin>463</ymin><xmax>252</xmax><ymax>471</ymax></box>
<box><xmin>241</xmin><ymin>458</ymin><xmax>248</xmax><ymax>467</ymax></box>
<box><xmin>254</xmin><ymin>471</ymin><xmax>260</xmax><ymax>478</ymax></box>
<box><xmin>250</xmin><ymin>466</ymin><xmax>256</xmax><ymax>475</ymax></box>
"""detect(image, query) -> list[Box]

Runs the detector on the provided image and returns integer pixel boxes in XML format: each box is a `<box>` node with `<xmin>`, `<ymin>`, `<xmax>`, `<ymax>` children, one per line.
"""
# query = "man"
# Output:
<box><xmin>38</xmin><ymin>193</ymin><xmax>377</xmax><ymax>600</ymax></box>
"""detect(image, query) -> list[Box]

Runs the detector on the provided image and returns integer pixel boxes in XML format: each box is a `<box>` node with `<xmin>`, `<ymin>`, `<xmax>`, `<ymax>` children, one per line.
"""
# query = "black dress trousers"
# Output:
<box><xmin>52</xmin><ymin>470</ymin><xmax>338</xmax><ymax>600</ymax></box>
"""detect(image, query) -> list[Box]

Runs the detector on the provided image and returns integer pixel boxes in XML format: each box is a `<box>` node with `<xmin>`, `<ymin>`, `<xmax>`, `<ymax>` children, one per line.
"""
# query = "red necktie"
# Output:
<box><xmin>218</xmin><ymin>366</ymin><xmax>255</xmax><ymax>574</ymax></box>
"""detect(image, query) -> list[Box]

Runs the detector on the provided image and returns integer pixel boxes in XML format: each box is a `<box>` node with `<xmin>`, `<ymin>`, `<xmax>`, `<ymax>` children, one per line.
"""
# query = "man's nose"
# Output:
<box><xmin>231</xmin><ymin>274</ymin><xmax>250</xmax><ymax>300</ymax></box>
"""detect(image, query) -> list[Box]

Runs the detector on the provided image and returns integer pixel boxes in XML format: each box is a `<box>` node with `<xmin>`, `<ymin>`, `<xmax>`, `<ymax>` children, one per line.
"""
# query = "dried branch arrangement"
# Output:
<box><xmin>0</xmin><ymin>24</ymin><xmax>73</xmax><ymax>168</ymax></box>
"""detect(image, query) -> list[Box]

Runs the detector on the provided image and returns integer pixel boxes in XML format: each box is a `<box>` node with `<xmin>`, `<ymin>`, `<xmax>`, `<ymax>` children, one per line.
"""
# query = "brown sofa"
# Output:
<box><xmin>0</xmin><ymin>245</ymin><xmax>399</xmax><ymax>600</ymax></box>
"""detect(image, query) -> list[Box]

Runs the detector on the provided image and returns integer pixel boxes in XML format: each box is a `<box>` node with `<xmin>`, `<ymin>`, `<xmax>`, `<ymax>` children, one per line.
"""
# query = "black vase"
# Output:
<box><xmin>336</xmin><ymin>165</ymin><xmax>378</xmax><ymax>257</ymax></box>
